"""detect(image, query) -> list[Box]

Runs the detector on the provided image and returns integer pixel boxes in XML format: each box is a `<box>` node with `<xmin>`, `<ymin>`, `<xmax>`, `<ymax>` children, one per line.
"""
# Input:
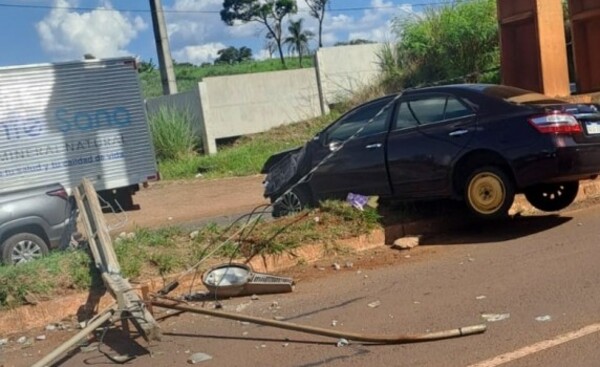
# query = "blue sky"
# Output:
<box><xmin>0</xmin><ymin>0</ymin><xmax>445</xmax><ymax>67</ymax></box>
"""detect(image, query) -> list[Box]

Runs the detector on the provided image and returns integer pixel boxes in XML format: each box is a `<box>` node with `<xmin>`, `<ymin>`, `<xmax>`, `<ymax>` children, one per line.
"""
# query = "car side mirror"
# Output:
<box><xmin>328</xmin><ymin>140</ymin><xmax>341</xmax><ymax>152</ymax></box>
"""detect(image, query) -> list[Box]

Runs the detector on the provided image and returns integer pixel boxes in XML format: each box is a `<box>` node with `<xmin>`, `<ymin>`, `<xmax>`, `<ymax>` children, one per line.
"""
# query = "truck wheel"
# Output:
<box><xmin>524</xmin><ymin>181</ymin><xmax>579</xmax><ymax>212</ymax></box>
<box><xmin>1</xmin><ymin>233</ymin><xmax>49</xmax><ymax>265</ymax></box>
<box><xmin>464</xmin><ymin>166</ymin><xmax>515</xmax><ymax>219</ymax></box>
<box><xmin>272</xmin><ymin>187</ymin><xmax>311</xmax><ymax>217</ymax></box>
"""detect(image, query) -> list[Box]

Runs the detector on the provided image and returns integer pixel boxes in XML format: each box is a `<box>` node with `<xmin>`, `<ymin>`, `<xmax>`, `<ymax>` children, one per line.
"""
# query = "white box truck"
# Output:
<box><xmin>0</xmin><ymin>57</ymin><xmax>159</xmax><ymax>210</ymax></box>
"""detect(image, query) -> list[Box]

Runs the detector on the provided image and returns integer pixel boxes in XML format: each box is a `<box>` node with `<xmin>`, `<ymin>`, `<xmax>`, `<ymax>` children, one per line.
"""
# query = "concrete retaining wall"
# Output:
<box><xmin>145</xmin><ymin>44</ymin><xmax>384</xmax><ymax>155</ymax></box>
<box><xmin>315</xmin><ymin>43</ymin><xmax>384</xmax><ymax>105</ymax></box>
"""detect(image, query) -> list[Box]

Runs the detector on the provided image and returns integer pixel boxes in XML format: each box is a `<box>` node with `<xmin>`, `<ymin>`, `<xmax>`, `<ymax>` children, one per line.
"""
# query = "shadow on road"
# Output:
<box><xmin>422</xmin><ymin>214</ymin><xmax>573</xmax><ymax>245</ymax></box>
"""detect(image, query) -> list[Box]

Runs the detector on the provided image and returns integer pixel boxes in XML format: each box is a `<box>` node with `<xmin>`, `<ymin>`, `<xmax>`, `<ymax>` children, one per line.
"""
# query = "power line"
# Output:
<box><xmin>0</xmin><ymin>1</ymin><xmax>457</xmax><ymax>15</ymax></box>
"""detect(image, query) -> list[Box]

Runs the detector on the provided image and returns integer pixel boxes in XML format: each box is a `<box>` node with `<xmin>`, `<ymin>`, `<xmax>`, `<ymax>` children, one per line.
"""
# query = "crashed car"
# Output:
<box><xmin>262</xmin><ymin>84</ymin><xmax>600</xmax><ymax>219</ymax></box>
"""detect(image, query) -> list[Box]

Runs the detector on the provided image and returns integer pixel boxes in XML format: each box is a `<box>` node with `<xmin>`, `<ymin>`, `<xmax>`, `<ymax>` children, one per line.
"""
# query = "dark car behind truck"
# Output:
<box><xmin>0</xmin><ymin>184</ymin><xmax>75</xmax><ymax>264</ymax></box>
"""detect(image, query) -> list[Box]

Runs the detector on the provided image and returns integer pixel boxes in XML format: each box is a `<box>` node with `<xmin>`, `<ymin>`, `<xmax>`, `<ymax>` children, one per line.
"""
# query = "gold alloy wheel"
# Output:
<box><xmin>467</xmin><ymin>172</ymin><xmax>506</xmax><ymax>215</ymax></box>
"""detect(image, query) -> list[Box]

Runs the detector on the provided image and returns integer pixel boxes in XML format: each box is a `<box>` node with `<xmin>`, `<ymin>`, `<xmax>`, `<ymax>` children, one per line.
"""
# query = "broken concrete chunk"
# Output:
<box><xmin>188</xmin><ymin>352</ymin><xmax>213</xmax><ymax>364</ymax></box>
<box><xmin>336</xmin><ymin>338</ymin><xmax>349</xmax><ymax>347</ymax></box>
<box><xmin>0</xmin><ymin>338</ymin><xmax>8</xmax><ymax>346</ymax></box>
<box><xmin>367</xmin><ymin>300</ymin><xmax>381</xmax><ymax>308</ymax></box>
<box><xmin>190</xmin><ymin>231</ymin><xmax>200</xmax><ymax>240</ymax></box>
<box><xmin>481</xmin><ymin>313</ymin><xmax>510</xmax><ymax>322</ymax></box>
<box><xmin>45</xmin><ymin>324</ymin><xmax>57</xmax><ymax>331</ymax></box>
<box><xmin>35</xmin><ymin>335</ymin><xmax>46</xmax><ymax>341</ymax></box>
<box><xmin>535</xmin><ymin>315</ymin><xmax>552</xmax><ymax>322</ymax></box>
<box><xmin>332</xmin><ymin>263</ymin><xmax>341</xmax><ymax>271</ymax></box>
<box><xmin>16</xmin><ymin>337</ymin><xmax>27</xmax><ymax>344</ymax></box>
<box><xmin>250</xmin><ymin>294</ymin><xmax>259</xmax><ymax>301</ymax></box>
<box><xmin>392</xmin><ymin>236</ymin><xmax>421</xmax><ymax>250</ymax></box>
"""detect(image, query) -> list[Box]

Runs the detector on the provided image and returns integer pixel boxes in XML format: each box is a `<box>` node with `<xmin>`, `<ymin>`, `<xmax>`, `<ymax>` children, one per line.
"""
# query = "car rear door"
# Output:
<box><xmin>308</xmin><ymin>96</ymin><xmax>396</xmax><ymax>201</ymax></box>
<box><xmin>387</xmin><ymin>94</ymin><xmax>476</xmax><ymax>197</ymax></box>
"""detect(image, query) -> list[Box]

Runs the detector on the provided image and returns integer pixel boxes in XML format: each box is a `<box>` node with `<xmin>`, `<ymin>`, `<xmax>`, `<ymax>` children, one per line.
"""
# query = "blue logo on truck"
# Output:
<box><xmin>55</xmin><ymin>106</ymin><xmax>131</xmax><ymax>133</ymax></box>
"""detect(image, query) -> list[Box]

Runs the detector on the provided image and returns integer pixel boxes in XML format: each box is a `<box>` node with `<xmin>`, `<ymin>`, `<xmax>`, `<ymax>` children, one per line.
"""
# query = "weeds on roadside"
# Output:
<box><xmin>0</xmin><ymin>201</ymin><xmax>383</xmax><ymax>309</ymax></box>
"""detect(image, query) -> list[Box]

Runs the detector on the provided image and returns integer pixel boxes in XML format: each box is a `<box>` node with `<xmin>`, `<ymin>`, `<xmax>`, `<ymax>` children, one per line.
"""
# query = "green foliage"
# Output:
<box><xmin>284</xmin><ymin>19</ymin><xmax>314</xmax><ymax>66</ymax></box>
<box><xmin>334</xmin><ymin>39</ymin><xmax>376</xmax><ymax>46</ymax></box>
<box><xmin>140</xmin><ymin>57</ymin><xmax>313</xmax><ymax>99</ymax></box>
<box><xmin>221</xmin><ymin>0</ymin><xmax>298</xmax><ymax>65</ymax></box>
<box><xmin>148</xmin><ymin>106</ymin><xmax>199</xmax><ymax>161</ymax></box>
<box><xmin>384</xmin><ymin>0</ymin><xmax>500</xmax><ymax>89</ymax></box>
<box><xmin>215</xmin><ymin>46</ymin><xmax>254</xmax><ymax>65</ymax></box>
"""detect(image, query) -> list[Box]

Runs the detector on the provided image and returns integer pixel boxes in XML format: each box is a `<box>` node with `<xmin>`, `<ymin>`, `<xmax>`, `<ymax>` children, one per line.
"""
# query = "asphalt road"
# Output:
<box><xmin>7</xmin><ymin>204</ymin><xmax>600</xmax><ymax>367</ymax></box>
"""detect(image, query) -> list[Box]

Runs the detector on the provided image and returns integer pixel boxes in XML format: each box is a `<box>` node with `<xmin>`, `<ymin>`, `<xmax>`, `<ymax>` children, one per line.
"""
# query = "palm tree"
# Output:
<box><xmin>284</xmin><ymin>19</ymin><xmax>314</xmax><ymax>66</ymax></box>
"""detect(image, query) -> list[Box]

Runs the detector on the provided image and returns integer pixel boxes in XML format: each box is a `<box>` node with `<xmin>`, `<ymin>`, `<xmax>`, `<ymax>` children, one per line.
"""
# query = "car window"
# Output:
<box><xmin>327</xmin><ymin>98</ymin><xmax>392</xmax><ymax>141</ymax></box>
<box><xmin>406</xmin><ymin>96</ymin><xmax>473</xmax><ymax>126</ymax></box>
<box><xmin>394</xmin><ymin>102</ymin><xmax>419</xmax><ymax>130</ymax></box>
<box><xmin>444</xmin><ymin>97</ymin><xmax>473</xmax><ymax>120</ymax></box>
<box><xmin>408</xmin><ymin>97</ymin><xmax>446</xmax><ymax>125</ymax></box>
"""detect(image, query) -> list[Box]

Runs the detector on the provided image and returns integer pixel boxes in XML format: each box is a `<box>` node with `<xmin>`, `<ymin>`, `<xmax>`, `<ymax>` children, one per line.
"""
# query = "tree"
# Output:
<box><xmin>214</xmin><ymin>46</ymin><xmax>254</xmax><ymax>65</ymax></box>
<box><xmin>305</xmin><ymin>0</ymin><xmax>328</xmax><ymax>48</ymax></box>
<box><xmin>221</xmin><ymin>0</ymin><xmax>297</xmax><ymax>66</ymax></box>
<box><xmin>284</xmin><ymin>19</ymin><xmax>314</xmax><ymax>66</ymax></box>
<box><xmin>388</xmin><ymin>0</ymin><xmax>499</xmax><ymax>88</ymax></box>
<box><xmin>334</xmin><ymin>39</ymin><xmax>375</xmax><ymax>47</ymax></box>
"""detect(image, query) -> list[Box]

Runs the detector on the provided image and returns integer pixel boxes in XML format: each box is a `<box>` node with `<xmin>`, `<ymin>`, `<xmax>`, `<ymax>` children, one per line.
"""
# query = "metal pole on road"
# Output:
<box><xmin>149</xmin><ymin>0</ymin><xmax>178</xmax><ymax>95</ymax></box>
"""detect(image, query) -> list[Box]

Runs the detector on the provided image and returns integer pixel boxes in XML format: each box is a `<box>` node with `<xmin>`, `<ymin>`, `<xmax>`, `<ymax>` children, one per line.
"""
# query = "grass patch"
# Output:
<box><xmin>149</xmin><ymin>107</ymin><xmax>199</xmax><ymax>160</ymax></box>
<box><xmin>0</xmin><ymin>202</ymin><xmax>380</xmax><ymax>309</ymax></box>
<box><xmin>159</xmin><ymin>112</ymin><xmax>340</xmax><ymax>180</ymax></box>
<box><xmin>141</xmin><ymin>58</ymin><xmax>314</xmax><ymax>99</ymax></box>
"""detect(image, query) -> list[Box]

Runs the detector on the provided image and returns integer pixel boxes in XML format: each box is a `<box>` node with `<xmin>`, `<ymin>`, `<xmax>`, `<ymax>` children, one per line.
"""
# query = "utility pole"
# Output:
<box><xmin>149</xmin><ymin>0</ymin><xmax>178</xmax><ymax>95</ymax></box>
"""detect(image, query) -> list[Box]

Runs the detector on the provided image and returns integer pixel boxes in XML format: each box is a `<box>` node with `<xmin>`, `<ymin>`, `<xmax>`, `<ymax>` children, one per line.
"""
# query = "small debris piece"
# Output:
<box><xmin>190</xmin><ymin>231</ymin><xmax>200</xmax><ymax>240</ymax></box>
<box><xmin>331</xmin><ymin>320</ymin><xmax>338</xmax><ymax>327</ymax></box>
<box><xmin>0</xmin><ymin>338</ymin><xmax>8</xmax><ymax>346</ymax></box>
<box><xmin>345</xmin><ymin>261</ymin><xmax>354</xmax><ymax>269</ymax></box>
<box><xmin>273</xmin><ymin>316</ymin><xmax>285</xmax><ymax>321</ymax></box>
<box><xmin>23</xmin><ymin>293</ymin><xmax>40</xmax><ymax>305</ymax></box>
<box><xmin>336</xmin><ymin>338</ymin><xmax>349</xmax><ymax>347</ymax></box>
<box><xmin>313</xmin><ymin>216</ymin><xmax>320</xmax><ymax>223</ymax></box>
<box><xmin>188</xmin><ymin>352</ymin><xmax>213</xmax><ymax>364</ymax></box>
<box><xmin>242</xmin><ymin>332</ymin><xmax>249</xmax><ymax>336</ymax></box>
<box><xmin>260</xmin><ymin>344</ymin><xmax>267</xmax><ymax>348</ymax></box>
<box><xmin>392</xmin><ymin>236</ymin><xmax>421</xmax><ymax>250</ymax></box>
<box><xmin>535</xmin><ymin>315</ymin><xmax>552</xmax><ymax>322</ymax></box>
<box><xmin>346</xmin><ymin>193</ymin><xmax>369</xmax><ymax>210</ymax></box>
<box><xmin>577</xmin><ymin>222</ymin><xmax>583</xmax><ymax>226</ymax></box>
<box><xmin>168</xmin><ymin>217</ymin><xmax>173</xmax><ymax>221</ymax></box>
<box><xmin>476</xmin><ymin>295</ymin><xmax>487</xmax><ymax>300</ymax></box>
<box><xmin>45</xmin><ymin>324</ymin><xmax>57</xmax><ymax>331</ymax></box>
<box><xmin>195</xmin><ymin>173</ymin><xmax>203</xmax><ymax>178</ymax></box>
<box><xmin>35</xmin><ymin>335</ymin><xmax>46</xmax><ymax>341</ymax></box>
<box><xmin>16</xmin><ymin>337</ymin><xmax>27</xmax><ymax>344</ymax></box>
<box><xmin>282</xmin><ymin>343</ymin><xmax>289</xmax><ymax>347</ymax></box>
<box><xmin>270</xmin><ymin>301</ymin><xmax>279</xmax><ymax>309</ymax></box>
<box><xmin>368</xmin><ymin>300</ymin><xmax>381</xmax><ymax>308</ymax></box>
<box><xmin>482</xmin><ymin>313</ymin><xmax>510</xmax><ymax>322</ymax></box>
<box><xmin>250</xmin><ymin>294</ymin><xmax>259</xmax><ymax>301</ymax></box>
<box><xmin>332</xmin><ymin>263</ymin><xmax>341</xmax><ymax>271</ymax></box>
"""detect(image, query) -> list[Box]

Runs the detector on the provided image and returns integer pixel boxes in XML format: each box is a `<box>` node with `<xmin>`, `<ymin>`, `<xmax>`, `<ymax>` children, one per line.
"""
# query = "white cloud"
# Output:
<box><xmin>172</xmin><ymin>43</ymin><xmax>226</xmax><ymax>64</ymax></box>
<box><xmin>36</xmin><ymin>0</ymin><xmax>147</xmax><ymax>60</ymax></box>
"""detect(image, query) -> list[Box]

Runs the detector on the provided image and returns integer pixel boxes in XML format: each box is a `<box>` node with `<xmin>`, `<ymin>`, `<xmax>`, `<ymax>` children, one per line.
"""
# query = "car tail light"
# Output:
<box><xmin>528</xmin><ymin>112</ymin><xmax>582</xmax><ymax>134</ymax></box>
<box><xmin>46</xmin><ymin>188</ymin><xmax>69</xmax><ymax>200</ymax></box>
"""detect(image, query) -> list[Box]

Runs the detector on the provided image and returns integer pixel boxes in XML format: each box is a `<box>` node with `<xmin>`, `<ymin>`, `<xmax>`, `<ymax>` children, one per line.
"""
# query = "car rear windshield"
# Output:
<box><xmin>483</xmin><ymin>85</ymin><xmax>567</xmax><ymax>105</ymax></box>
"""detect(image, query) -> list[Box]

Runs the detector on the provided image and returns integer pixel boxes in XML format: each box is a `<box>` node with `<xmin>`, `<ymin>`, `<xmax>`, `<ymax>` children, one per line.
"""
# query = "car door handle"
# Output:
<box><xmin>365</xmin><ymin>143</ymin><xmax>383</xmax><ymax>149</ymax></box>
<box><xmin>449</xmin><ymin>129</ymin><xmax>469</xmax><ymax>137</ymax></box>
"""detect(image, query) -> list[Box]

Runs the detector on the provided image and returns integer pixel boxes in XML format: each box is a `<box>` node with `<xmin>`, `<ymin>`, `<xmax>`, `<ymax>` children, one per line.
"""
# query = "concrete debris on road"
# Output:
<box><xmin>368</xmin><ymin>300</ymin><xmax>382</xmax><ymax>308</ymax></box>
<box><xmin>476</xmin><ymin>295</ymin><xmax>487</xmax><ymax>300</ymax></box>
<box><xmin>535</xmin><ymin>315</ymin><xmax>552</xmax><ymax>322</ymax></box>
<box><xmin>188</xmin><ymin>352</ymin><xmax>213</xmax><ymax>364</ymax></box>
<box><xmin>482</xmin><ymin>313</ymin><xmax>510</xmax><ymax>322</ymax></box>
<box><xmin>336</xmin><ymin>338</ymin><xmax>350</xmax><ymax>347</ymax></box>
<box><xmin>392</xmin><ymin>236</ymin><xmax>421</xmax><ymax>250</ymax></box>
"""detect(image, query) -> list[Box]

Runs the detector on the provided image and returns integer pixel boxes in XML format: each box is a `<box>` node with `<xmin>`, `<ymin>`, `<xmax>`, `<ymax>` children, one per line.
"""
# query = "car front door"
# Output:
<box><xmin>308</xmin><ymin>96</ymin><xmax>396</xmax><ymax>201</ymax></box>
<box><xmin>387</xmin><ymin>94</ymin><xmax>476</xmax><ymax>198</ymax></box>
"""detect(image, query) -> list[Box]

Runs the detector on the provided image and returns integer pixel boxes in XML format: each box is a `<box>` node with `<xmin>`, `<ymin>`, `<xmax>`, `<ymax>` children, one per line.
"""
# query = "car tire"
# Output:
<box><xmin>272</xmin><ymin>187</ymin><xmax>311</xmax><ymax>217</ymax></box>
<box><xmin>464</xmin><ymin>166</ymin><xmax>515</xmax><ymax>219</ymax></box>
<box><xmin>524</xmin><ymin>181</ymin><xmax>579</xmax><ymax>212</ymax></box>
<box><xmin>1</xmin><ymin>233</ymin><xmax>49</xmax><ymax>265</ymax></box>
